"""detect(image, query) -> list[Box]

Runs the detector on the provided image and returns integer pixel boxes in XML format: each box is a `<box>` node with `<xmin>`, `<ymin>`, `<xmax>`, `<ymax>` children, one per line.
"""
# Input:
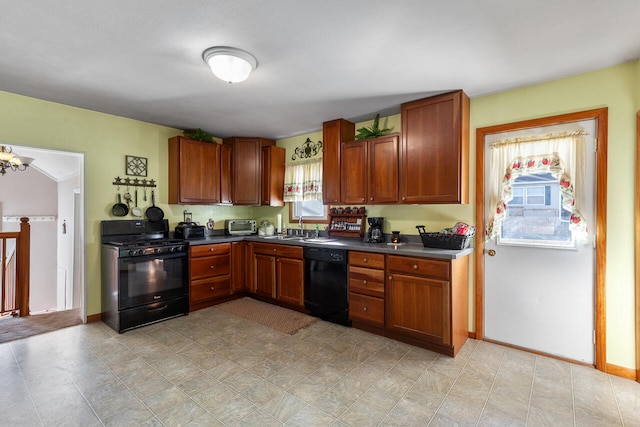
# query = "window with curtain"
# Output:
<box><xmin>284</xmin><ymin>158</ymin><xmax>322</xmax><ymax>202</ymax></box>
<box><xmin>485</xmin><ymin>131</ymin><xmax>588</xmax><ymax>247</ymax></box>
<box><xmin>284</xmin><ymin>158</ymin><xmax>327</xmax><ymax>221</ymax></box>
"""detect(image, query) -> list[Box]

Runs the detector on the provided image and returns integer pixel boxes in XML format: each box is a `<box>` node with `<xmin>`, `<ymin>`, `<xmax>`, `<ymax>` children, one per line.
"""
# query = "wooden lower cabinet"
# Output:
<box><xmin>231</xmin><ymin>241</ymin><xmax>246</xmax><ymax>293</ymax></box>
<box><xmin>189</xmin><ymin>243</ymin><xmax>231</xmax><ymax>311</ymax></box>
<box><xmin>276</xmin><ymin>257</ymin><xmax>304</xmax><ymax>306</ymax></box>
<box><xmin>386</xmin><ymin>254</ymin><xmax>468</xmax><ymax>356</ymax></box>
<box><xmin>252</xmin><ymin>243</ymin><xmax>304</xmax><ymax>308</ymax></box>
<box><xmin>348</xmin><ymin>251</ymin><xmax>385</xmax><ymax>327</ymax></box>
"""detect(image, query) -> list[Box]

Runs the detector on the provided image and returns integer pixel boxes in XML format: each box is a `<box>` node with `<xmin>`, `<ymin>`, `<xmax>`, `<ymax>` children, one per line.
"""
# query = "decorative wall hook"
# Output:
<box><xmin>291</xmin><ymin>138</ymin><xmax>322</xmax><ymax>160</ymax></box>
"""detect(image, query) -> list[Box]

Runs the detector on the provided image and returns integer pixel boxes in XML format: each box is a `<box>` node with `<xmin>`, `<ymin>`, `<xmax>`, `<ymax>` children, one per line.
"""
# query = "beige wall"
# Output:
<box><xmin>0</xmin><ymin>59</ymin><xmax>637</xmax><ymax>369</ymax></box>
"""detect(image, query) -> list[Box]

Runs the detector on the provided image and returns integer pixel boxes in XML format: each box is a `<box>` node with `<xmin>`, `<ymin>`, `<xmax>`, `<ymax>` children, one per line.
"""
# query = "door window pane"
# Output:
<box><xmin>499</xmin><ymin>174</ymin><xmax>574</xmax><ymax>248</ymax></box>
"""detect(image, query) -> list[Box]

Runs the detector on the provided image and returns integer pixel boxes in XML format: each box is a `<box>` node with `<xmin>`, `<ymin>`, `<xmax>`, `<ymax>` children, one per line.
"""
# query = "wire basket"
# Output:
<box><xmin>416</xmin><ymin>225</ymin><xmax>475</xmax><ymax>250</ymax></box>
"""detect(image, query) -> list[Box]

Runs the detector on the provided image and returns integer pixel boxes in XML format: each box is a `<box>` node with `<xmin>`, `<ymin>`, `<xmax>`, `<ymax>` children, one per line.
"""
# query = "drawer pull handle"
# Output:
<box><xmin>413</xmin><ymin>264</ymin><xmax>418</xmax><ymax>270</ymax></box>
<box><xmin>363</xmin><ymin>307</ymin><xmax>368</xmax><ymax>312</ymax></box>
<box><xmin>363</xmin><ymin>279</ymin><xmax>368</xmax><ymax>285</ymax></box>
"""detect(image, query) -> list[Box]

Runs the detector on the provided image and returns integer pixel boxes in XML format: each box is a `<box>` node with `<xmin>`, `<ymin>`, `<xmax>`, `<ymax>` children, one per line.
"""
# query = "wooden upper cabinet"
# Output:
<box><xmin>400</xmin><ymin>90</ymin><xmax>469</xmax><ymax>204</ymax></box>
<box><xmin>368</xmin><ymin>135</ymin><xmax>399</xmax><ymax>204</ymax></box>
<box><xmin>168</xmin><ymin>136</ymin><xmax>221</xmax><ymax>204</ymax></box>
<box><xmin>340</xmin><ymin>140</ymin><xmax>367</xmax><ymax>204</ymax></box>
<box><xmin>219</xmin><ymin>143</ymin><xmax>232</xmax><ymax>205</ymax></box>
<box><xmin>261</xmin><ymin>145</ymin><xmax>285</xmax><ymax>206</ymax></box>
<box><xmin>223</xmin><ymin>137</ymin><xmax>274</xmax><ymax>205</ymax></box>
<box><xmin>322</xmin><ymin>119</ymin><xmax>355</xmax><ymax>204</ymax></box>
<box><xmin>341</xmin><ymin>134</ymin><xmax>399</xmax><ymax>205</ymax></box>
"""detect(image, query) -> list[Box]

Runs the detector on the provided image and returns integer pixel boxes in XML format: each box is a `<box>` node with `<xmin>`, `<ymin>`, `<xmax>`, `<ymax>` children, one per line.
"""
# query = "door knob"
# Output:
<box><xmin>485</xmin><ymin>249</ymin><xmax>496</xmax><ymax>256</ymax></box>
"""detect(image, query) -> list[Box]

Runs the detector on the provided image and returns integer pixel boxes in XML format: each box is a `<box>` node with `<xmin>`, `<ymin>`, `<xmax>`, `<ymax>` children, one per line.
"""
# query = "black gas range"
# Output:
<box><xmin>101</xmin><ymin>219</ymin><xmax>189</xmax><ymax>333</ymax></box>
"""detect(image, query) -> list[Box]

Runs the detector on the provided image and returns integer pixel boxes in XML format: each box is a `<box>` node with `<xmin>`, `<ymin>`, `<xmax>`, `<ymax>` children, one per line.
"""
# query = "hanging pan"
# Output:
<box><xmin>111</xmin><ymin>192</ymin><xmax>129</xmax><ymax>217</ymax></box>
<box><xmin>146</xmin><ymin>190</ymin><xmax>164</xmax><ymax>222</ymax></box>
<box><xmin>131</xmin><ymin>188</ymin><xmax>143</xmax><ymax>217</ymax></box>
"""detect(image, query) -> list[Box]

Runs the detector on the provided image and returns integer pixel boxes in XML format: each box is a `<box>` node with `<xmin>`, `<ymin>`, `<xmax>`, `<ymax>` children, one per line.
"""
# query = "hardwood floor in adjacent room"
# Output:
<box><xmin>0</xmin><ymin>305</ymin><xmax>638</xmax><ymax>426</ymax></box>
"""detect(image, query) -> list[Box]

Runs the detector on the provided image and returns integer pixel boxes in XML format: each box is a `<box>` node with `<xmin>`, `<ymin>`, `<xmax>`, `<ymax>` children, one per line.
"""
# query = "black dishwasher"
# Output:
<box><xmin>304</xmin><ymin>247</ymin><xmax>351</xmax><ymax>326</ymax></box>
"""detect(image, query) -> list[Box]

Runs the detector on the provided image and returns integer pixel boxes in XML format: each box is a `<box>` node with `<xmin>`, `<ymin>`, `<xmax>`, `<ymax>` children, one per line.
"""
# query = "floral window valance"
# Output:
<box><xmin>485</xmin><ymin>131</ymin><xmax>588</xmax><ymax>242</ymax></box>
<box><xmin>283</xmin><ymin>158</ymin><xmax>322</xmax><ymax>202</ymax></box>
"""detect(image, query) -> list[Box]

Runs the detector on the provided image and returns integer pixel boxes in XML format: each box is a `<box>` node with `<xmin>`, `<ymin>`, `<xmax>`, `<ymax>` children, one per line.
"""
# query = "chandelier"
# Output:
<box><xmin>0</xmin><ymin>145</ymin><xmax>33</xmax><ymax>176</ymax></box>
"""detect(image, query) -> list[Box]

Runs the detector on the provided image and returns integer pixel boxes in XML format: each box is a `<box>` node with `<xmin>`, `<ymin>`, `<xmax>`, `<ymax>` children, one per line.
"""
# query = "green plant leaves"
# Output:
<box><xmin>354</xmin><ymin>114</ymin><xmax>392</xmax><ymax>140</ymax></box>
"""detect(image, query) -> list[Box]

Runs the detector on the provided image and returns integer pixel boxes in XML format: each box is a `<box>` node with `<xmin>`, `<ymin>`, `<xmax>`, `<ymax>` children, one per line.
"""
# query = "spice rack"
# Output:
<box><xmin>327</xmin><ymin>213</ymin><xmax>366</xmax><ymax>238</ymax></box>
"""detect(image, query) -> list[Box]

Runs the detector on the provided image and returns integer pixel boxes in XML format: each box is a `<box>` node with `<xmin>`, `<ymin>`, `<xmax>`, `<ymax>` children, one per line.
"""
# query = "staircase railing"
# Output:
<box><xmin>0</xmin><ymin>217</ymin><xmax>30</xmax><ymax>317</ymax></box>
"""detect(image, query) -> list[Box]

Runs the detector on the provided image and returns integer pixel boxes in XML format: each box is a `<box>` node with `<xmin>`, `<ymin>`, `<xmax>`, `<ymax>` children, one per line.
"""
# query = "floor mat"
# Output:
<box><xmin>215</xmin><ymin>297</ymin><xmax>317</xmax><ymax>334</ymax></box>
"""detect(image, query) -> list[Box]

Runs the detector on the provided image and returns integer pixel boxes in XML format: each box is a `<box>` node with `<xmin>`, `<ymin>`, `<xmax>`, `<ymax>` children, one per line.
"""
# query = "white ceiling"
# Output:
<box><xmin>1</xmin><ymin>0</ymin><xmax>639</xmax><ymax>140</ymax></box>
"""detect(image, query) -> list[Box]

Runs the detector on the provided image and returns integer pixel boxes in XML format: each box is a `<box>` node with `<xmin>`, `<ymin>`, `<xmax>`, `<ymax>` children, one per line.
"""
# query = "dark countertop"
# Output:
<box><xmin>185</xmin><ymin>234</ymin><xmax>474</xmax><ymax>260</ymax></box>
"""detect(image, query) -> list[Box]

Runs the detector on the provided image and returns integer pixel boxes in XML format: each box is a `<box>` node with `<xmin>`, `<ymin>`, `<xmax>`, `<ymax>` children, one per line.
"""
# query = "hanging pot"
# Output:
<box><xmin>111</xmin><ymin>192</ymin><xmax>129</xmax><ymax>217</ymax></box>
<box><xmin>145</xmin><ymin>190</ymin><xmax>164</xmax><ymax>222</ymax></box>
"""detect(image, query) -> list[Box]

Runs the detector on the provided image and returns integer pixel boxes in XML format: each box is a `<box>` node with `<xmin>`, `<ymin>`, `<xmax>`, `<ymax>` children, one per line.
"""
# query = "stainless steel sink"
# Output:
<box><xmin>303</xmin><ymin>237</ymin><xmax>339</xmax><ymax>243</ymax></box>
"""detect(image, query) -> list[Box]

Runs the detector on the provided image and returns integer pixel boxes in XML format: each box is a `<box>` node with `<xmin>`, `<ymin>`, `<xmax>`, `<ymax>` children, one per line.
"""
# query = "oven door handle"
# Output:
<box><xmin>147</xmin><ymin>304</ymin><xmax>168</xmax><ymax>313</ymax></box>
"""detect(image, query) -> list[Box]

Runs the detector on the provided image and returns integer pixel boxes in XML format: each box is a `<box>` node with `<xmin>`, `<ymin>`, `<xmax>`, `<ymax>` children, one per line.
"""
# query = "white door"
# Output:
<box><xmin>484</xmin><ymin>120</ymin><xmax>596</xmax><ymax>364</ymax></box>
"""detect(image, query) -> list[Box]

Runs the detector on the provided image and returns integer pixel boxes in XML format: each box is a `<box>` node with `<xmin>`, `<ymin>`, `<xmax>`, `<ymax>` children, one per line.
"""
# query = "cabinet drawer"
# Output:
<box><xmin>190</xmin><ymin>255</ymin><xmax>230</xmax><ymax>280</ymax></box>
<box><xmin>349</xmin><ymin>266</ymin><xmax>384</xmax><ymax>297</ymax></box>
<box><xmin>253</xmin><ymin>243</ymin><xmax>303</xmax><ymax>259</ymax></box>
<box><xmin>349</xmin><ymin>292</ymin><xmax>384</xmax><ymax>326</ymax></box>
<box><xmin>191</xmin><ymin>243</ymin><xmax>230</xmax><ymax>257</ymax></box>
<box><xmin>191</xmin><ymin>275</ymin><xmax>231</xmax><ymax>302</ymax></box>
<box><xmin>349</xmin><ymin>251</ymin><xmax>384</xmax><ymax>269</ymax></box>
<box><xmin>387</xmin><ymin>255</ymin><xmax>450</xmax><ymax>280</ymax></box>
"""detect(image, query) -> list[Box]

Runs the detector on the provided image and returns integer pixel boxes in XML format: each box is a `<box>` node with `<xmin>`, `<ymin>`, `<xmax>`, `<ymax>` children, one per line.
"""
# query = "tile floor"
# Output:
<box><xmin>1</xmin><ymin>305</ymin><xmax>639</xmax><ymax>426</ymax></box>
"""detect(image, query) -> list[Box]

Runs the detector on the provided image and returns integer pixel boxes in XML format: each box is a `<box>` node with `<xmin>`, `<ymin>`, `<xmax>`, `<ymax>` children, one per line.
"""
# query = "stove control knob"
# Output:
<box><xmin>154</xmin><ymin>247</ymin><xmax>163</xmax><ymax>254</ymax></box>
<box><xmin>130</xmin><ymin>249</ymin><xmax>140</xmax><ymax>256</ymax></box>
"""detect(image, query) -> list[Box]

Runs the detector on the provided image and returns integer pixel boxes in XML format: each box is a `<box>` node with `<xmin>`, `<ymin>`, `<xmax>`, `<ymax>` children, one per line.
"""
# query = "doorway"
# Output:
<box><xmin>475</xmin><ymin>108</ymin><xmax>608</xmax><ymax>370</ymax></box>
<box><xmin>0</xmin><ymin>143</ymin><xmax>85</xmax><ymax>324</ymax></box>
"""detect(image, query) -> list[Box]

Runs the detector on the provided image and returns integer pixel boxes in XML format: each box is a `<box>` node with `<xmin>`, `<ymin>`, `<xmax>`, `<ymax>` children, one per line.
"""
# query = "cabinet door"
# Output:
<box><xmin>276</xmin><ymin>257</ymin><xmax>304</xmax><ymax>306</ymax></box>
<box><xmin>261</xmin><ymin>146</ymin><xmax>285</xmax><ymax>206</ymax></box>
<box><xmin>231</xmin><ymin>241</ymin><xmax>245</xmax><ymax>293</ymax></box>
<box><xmin>323</xmin><ymin>119</ymin><xmax>355</xmax><ymax>204</ymax></box>
<box><xmin>220</xmin><ymin>144</ymin><xmax>232</xmax><ymax>205</ymax></box>
<box><xmin>368</xmin><ymin>135</ymin><xmax>398</xmax><ymax>204</ymax></box>
<box><xmin>341</xmin><ymin>140</ymin><xmax>367</xmax><ymax>204</ymax></box>
<box><xmin>254</xmin><ymin>254</ymin><xmax>276</xmax><ymax>298</ymax></box>
<box><xmin>245</xmin><ymin>242</ymin><xmax>255</xmax><ymax>293</ymax></box>
<box><xmin>400</xmin><ymin>90</ymin><xmax>469</xmax><ymax>204</ymax></box>
<box><xmin>168</xmin><ymin>137</ymin><xmax>221</xmax><ymax>204</ymax></box>
<box><xmin>225</xmin><ymin>137</ymin><xmax>262</xmax><ymax>205</ymax></box>
<box><xmin>387</xmin><ymin>273</ymin><xmax>451</xmax><ymax>345</ymax></box>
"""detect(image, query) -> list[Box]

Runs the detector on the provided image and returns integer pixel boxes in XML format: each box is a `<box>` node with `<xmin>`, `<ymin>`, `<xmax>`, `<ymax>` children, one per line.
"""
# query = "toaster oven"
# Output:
<box><xmin>225</xmin><ymin>219</ymin><xmax>256</xmax><ymax>235</ymax></box>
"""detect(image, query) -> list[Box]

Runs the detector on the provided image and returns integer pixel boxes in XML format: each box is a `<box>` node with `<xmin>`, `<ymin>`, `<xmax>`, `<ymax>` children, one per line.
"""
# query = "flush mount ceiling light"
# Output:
<box><xmin>202</xmin><ymin>46</ymin><xmax>258</xmax><ymax>84</ymax></box>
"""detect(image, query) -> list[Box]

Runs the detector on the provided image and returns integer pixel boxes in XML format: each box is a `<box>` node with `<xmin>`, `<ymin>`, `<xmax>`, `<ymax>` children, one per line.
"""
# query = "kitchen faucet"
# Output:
<box><xmin>299</xmin><ymin>215</ymin><xmax>304</xmax><ymax>235</ymax></box>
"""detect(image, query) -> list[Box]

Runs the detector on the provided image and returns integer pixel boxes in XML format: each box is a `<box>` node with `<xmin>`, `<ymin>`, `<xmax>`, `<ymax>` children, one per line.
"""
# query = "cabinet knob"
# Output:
<box><xmin>363</xmin><ymin>258</ymin><xmax>368</xmax><ymax>263</ymax></box>
<box><xmin>334</xmin><ymin>199</ymin><xmax>338</xmax><ymax>202</ymax></box>
<box><xmin>273</xmin><ymin>248</ymin><xmax>277</xmax><ymax>252</ymax></box>
<box><xmin>413</xmin><ymin>264</ymin><xmax>418</xmax><ymax>270</ymax></box>
<box><xmin>370</xmin><ymin>197</ymin><xmax>374</xmax><ymax>201</ymax></box>
<box><xmin>210</xmin><ymin>287</ymin><xmax>215</xmax><ymax>291</ymax></box>
<box><xmin>210</xmin><ymin>265</ymin><xmax>215</xmax><ymax>269</ymax></box>
<box><xmin>363</xmin><ymin>279</ymin><xmax>368</xmax><ymax>285</ymax></box>
<box><xmin>361</xmin><ymin>198</ymin><xmax>365</xmax><ymax>202</ymax></box>
<box><xmin>210</xmin><ymin>248</ymin><xmax>215</xmax><ymax>251</ymax></box>
<box><xmin>388</xmin><ymin>275</ymin><xmax>393</xmax><ymax>280</ymax></box>
<box><xmin>363</xmin><ymin>307</ymin><xmax>368</xmax><ymax>312</ymax></box>
<box><xmin>401</xmin><ymin>196</ymin><xmax>406</xmax><ymax>201</ymax></box>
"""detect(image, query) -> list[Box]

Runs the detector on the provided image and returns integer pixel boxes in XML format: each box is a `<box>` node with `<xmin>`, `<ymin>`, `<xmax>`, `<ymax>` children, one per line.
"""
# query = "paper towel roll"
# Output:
<box><xmin>277</xmin><ymin>214</ymin><xmax>282</xmax><ymax>233</ymax></box>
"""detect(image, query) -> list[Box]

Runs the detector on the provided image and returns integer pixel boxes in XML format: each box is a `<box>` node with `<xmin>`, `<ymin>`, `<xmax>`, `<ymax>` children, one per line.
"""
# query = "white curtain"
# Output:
<box><xmin>283</xmin><ymin>158</ymin><xmax>322</xmax><ymax>202</ymax></box>
<box><xmin>485</xmin><ymin>131</ymin><xmax>588</xmax><ymax>242</ymax></box>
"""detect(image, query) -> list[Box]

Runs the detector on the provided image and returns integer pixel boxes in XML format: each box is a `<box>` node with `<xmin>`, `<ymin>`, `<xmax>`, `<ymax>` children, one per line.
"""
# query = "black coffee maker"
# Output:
<box><xmin>366</xmin><ymin>217</ymin><xmax>385</xmax><ymax>243</ymax></box>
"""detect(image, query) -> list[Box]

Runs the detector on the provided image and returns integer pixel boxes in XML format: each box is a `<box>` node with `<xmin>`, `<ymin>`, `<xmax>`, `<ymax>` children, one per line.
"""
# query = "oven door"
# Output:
<box><xmin>118</xmin><ymin>251</ymin><xmax>187</xmax><ymax>309</ymax></box>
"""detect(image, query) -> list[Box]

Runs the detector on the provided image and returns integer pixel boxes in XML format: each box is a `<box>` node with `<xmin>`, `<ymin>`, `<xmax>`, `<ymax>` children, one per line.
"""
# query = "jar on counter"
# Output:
<box><xmin>391</xmin><ymin>231</ymin><xmax>401</xmax><ymax>243</ymax></box>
